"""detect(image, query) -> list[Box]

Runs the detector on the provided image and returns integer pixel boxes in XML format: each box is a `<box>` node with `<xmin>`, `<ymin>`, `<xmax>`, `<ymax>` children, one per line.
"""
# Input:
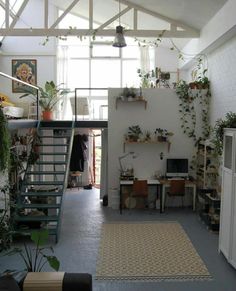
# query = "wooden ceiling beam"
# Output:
<box><xmin>0</xmin><ymin>28</ymin><xmax>199</xmax><ymax>38</ymax></box>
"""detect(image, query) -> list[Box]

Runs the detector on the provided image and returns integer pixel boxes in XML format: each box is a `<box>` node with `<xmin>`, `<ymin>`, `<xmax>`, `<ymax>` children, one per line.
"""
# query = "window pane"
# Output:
<box><xmin>122</xmin><ymin>60</ymin><xmax>140</xmax><ymax>87</ymax></box>
<box><xmin>91</xmin><ymin>60</ymin><xmax>120</xmax><ymax>87</ymax></box>
<box><xmin>122</xmin><ymin>45</ymin><xmax>139</xmax><ymax>59</ymax></box>
<box><xmin>92</xmin><ymin>43</ymin><xmax>120</xmax><ymax>57</ymax></box>
<box><xmin>68</xmin><ymin>60</ymin><xmax>89</xmax><ymax>89</ymax></box>
<box><xmin>69</xmin><ymin>45</ymin><xmax>89</xmax><ymax>58</ymax></box>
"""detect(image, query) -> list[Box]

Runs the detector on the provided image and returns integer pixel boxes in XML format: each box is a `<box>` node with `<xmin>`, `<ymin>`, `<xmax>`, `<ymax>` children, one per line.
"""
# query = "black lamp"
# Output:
<box><xmin>112</xmin><ymin>0</ymin><xmax>127</xmax><ymax>48</ymax></box>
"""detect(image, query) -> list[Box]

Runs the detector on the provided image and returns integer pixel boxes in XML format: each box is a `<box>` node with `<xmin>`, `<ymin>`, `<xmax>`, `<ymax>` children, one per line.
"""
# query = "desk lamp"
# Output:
<box><xmin>119</xmin><ymin>151</ymin><xmax>137</xmax><ymax>176</ymax></box>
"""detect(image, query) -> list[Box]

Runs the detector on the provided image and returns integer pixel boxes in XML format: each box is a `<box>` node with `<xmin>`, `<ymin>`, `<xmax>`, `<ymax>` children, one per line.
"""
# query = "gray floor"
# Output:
<box><xmin>1</xmin><ymin>188</ymin><xmax>236</xmax><ymax>291</ymax></box>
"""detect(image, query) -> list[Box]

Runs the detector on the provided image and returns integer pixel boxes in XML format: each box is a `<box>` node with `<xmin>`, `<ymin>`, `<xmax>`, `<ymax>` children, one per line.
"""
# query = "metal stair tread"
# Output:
<box><xmin>15</xmin><ymin>215</ymin><xmax>59</xmax><ymax>222</ymax></box>
<box><xmin>35</xmin><ymin>161</ymin><xmax>67</xmax><ymax>165</ymax></box>
<box><xmin>21</xmin><ymin>191</ymin><xmax>63</xmax><ymax>196</ymax></box>
<box><xmin>36</xmin><ymin>143</ymin><xmax>69</xmax><ymax>146</ymax></box>
<box><xmin>18</xmin><ymin>203</ymin><xmax>61</xmax><ymax>209</ymax></box>
<box><xmin>24</xmin><ymin>181</ymin><xmax>64</xmax><ymax>185</ymax></box>
<box><xmin>13</xmin><ymin>228</ymin><xmax>57</xmax><ymax>236</ymax></box>
<box><xmin>25</xmin><ymin>171</ymin><xmax>66</xmax><ymax>175</ymax></box>
<box><xmin>38</xmin><ymin>152</ymin><xmax>68</xmax><ymax>155</ymax></box>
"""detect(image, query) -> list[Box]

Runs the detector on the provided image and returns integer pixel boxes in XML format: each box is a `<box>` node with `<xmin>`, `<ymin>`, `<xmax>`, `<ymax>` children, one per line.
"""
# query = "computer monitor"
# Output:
<box><xmin>166</xmin><ymin>158</ymin><xmax>189</xmax><ymax>178</ymax></box>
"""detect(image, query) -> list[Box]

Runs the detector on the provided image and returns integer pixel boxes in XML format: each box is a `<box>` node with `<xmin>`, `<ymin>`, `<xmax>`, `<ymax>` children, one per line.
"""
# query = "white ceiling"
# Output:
<box><xmin>51</xmin><ymin>0</ymin><xmax>228</xmax><ymax>31</ymax></box>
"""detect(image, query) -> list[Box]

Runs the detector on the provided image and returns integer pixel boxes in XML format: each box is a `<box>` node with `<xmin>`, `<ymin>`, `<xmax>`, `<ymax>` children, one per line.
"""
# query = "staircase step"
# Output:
<box><xmin>24</xmin><ymin>181</ymin><xmax>64</xmax><ymax>186</ymax></box>
<box><xmin>36</xmin><ymin>143</ymin><xmax>69</xmax><ymax>146</ymax></box>
<box><xmin>38</xmin><ymin>152</ymin><xmax>68</xmax><ymax>155</ymax></box>
<box><xmin>21</xmin><ymin>191</ymin><xmax>63</xmax><ymax>197</ymax></box>
<box><xmin>38</xmin><ymin>135</ymin><xmax>72</xmax><ymax>138</ymax></box>
<box><xmin>13</xmin><ymin>228</ymin><xmax>57</xmax><ymax>236</ymax></box>
<box><xmin>15</xmin><ymin>215</ymin><xmax>59</xmax><ymax>222</ymax></box>
<box><xmin>25</xmin><ymin>171</ymin><xmax>66</xmax><ymax>175</ymax></box>
<box><xmin>18</xmin><ymin>203</ymin><xmax>60</xmax><ymax>209</ymax></box>
<box><xmin>35</xmin><ymin>161</ymin><xmax>67</xmax><ymax>165</ymax></box>
<box><xmin>40</xmin><ymin>121</ymin><xmax>74</xmax><ymax>128</ymax></box>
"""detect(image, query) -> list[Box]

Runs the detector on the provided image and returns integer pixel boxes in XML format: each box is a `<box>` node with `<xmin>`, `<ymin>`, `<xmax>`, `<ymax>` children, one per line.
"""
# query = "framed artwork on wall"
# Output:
<box><xmin>12</xmin><ymin>59</ymin><xmax>37</xmax><ymax>93</ymax></box>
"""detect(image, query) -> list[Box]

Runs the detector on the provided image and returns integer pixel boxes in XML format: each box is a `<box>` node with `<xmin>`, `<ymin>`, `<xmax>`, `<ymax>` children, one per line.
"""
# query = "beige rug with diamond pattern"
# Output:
<box><xmin>95</xmin><ymin>221</ymin><xmax>212</xmax><ymax>281</ymax></box>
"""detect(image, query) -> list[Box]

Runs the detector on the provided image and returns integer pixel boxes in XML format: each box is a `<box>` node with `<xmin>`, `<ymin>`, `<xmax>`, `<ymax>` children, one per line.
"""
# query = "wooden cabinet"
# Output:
<box><xmin>196</xmin><ymin>140</ymin><xmax>218</xmax><ymax>189</ymax></box>
<box><xmin>219</xmin><ymin>129</ymin><xmax>236</xmax><ymax>269</ymax></box>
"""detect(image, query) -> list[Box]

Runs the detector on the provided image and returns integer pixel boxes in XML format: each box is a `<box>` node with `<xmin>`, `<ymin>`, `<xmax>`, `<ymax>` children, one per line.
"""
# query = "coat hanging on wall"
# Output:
<box><xmin>70</xmin><ymin>134</ymin><xmax>88</xmax><ymax>172</ymax></box>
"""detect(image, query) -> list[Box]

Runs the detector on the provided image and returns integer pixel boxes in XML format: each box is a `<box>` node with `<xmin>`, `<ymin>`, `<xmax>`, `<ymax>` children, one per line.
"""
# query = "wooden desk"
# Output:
<box><xmin>119</xmin><ymin>180</ymin><xmax>161</xmax><ymax>214</ymax></box>
<box><xmin>160</xmin><ymin>179</ymin><xmax>197</xmax><ymax>213</ymax></box>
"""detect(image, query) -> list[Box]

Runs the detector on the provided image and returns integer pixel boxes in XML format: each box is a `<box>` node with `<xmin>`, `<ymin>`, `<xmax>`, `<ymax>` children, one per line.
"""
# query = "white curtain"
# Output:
<box><xmin>57</xmin><ymin>45</ymin><xmax>71</xmax><ymax>120</ymax></box>
<box><xmin>100</xmin><ymin>128</ymin><xmax>108</xmax><ymax>199</ymax></box>
<box><xmin>139</xmin><ymin>45</ymin><xmax>150</xmax><ymax>73</ymax></box>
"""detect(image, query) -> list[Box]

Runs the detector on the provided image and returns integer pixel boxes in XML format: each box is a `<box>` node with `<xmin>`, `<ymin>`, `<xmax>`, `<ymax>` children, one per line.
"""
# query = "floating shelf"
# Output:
<box><xmin>116</xmin><ymin>98</ymin><xmax>147</xmax><ymax>110</ymax></box>
<box><xmin>123</xmin><ymin>140</ymin><xmax>171</xmax><ymax>152</ymax></box>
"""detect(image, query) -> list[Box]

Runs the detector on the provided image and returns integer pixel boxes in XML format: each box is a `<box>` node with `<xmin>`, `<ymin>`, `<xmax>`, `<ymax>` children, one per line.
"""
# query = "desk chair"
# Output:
<box><xmin>126</xmin><ymin>180</ymin><xmax>149</xmax><ymax>209</ymax></box>
<box><xmin>165</xmin><ymin>179</ymin><xmax>185</xmax><ymax>209</ymax></box>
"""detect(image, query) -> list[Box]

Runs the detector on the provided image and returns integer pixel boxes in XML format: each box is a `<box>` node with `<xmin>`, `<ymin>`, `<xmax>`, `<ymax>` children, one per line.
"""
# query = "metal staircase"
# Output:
<box><xmin>14</xmin><ymin>121</ymin><xmax>74</xmax><ymax>242</ymax></box>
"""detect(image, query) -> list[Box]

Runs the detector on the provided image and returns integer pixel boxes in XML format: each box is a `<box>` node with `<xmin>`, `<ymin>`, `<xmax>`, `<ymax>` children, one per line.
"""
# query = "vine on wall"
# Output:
<box><xmin>176</xmin><ymin>80</ymin><xmax>211</xmax><ymax>142</ymax></box>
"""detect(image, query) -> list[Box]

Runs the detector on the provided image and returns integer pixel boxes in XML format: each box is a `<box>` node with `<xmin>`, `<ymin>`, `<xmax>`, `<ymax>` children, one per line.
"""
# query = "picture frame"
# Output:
<box><xmin>12</xmin><ymin>59</ymin><xmax>37</xmax><ymax>93</ymax></box>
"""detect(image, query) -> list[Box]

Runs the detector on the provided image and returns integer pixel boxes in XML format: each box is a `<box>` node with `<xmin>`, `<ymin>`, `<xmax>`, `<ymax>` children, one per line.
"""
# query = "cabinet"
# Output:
<box><xmin>196</xmin><ymin>140</ymin><xmax>218</xmax><ymax>189</ymax></box>
<box><xmin>219</xmin><ymin>129</ymin><xmax>236</xmax><ymax>269</ymax></box>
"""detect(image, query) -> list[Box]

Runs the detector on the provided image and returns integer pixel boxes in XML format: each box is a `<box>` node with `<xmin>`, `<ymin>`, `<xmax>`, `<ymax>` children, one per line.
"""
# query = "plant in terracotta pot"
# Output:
<box><xmin>20</xmin><ymin>81</ymin><xmax>70</xmax><ymax>121</ymax></box>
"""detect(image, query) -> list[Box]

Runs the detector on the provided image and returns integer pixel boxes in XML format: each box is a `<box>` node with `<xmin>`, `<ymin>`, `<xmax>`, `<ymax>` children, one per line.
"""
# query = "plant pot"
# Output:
<box><xmin>158</xmin><ymin>136</ymin><xmax>167</xmax><ymax>142</ymax></box>
<box><xmin>42</xmin><ymin>110</ymin><xmax>53</xmax><ymax>121</ymax></box>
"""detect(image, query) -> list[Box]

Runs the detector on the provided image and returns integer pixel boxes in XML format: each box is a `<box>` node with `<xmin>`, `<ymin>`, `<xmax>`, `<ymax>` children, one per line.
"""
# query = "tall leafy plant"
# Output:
<box><xmin>0</xmin><ymin>107</ymin><xmax>11</xmax><ymax>172</ymax></box>
<box><xmin>6</xmin><ymin>229</ymin><xmax>60</xmax><ymax>272</ymax></box>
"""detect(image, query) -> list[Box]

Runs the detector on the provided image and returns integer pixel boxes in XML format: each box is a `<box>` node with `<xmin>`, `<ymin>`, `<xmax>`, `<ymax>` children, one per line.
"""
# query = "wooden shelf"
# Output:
<box><xmin>123</xmin><ymin>140</ymin><xmax>170</xmax><ymax>152</ymax></box>
<box><xmin>116</xmin><ymin>98</ymin><xmax>147</xmax><ymax>109</ymax></box>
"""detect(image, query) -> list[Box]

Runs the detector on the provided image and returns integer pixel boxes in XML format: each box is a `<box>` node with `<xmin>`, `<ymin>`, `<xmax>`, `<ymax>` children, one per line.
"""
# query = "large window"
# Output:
<box><xmin>58</xmin><ymin>12</ymin><xmax>155</xmax><ymax>120</ymax></box>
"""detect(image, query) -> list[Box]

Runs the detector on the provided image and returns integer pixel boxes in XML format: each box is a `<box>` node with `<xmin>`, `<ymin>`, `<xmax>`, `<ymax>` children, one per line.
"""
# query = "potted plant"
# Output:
<box><xmin>20</xmin><ymin>81</ymin><xmax>70</xmax><ymax>121</ymax></box>
<box><xmin>127</xmin><ymin>125</ymin><xmax>142</xmax><ymax>142</ymax></box>
<box><xmin>155</xmin><ymin>128</ymin><xmax>173</xmax><ymax>142</ymax></box>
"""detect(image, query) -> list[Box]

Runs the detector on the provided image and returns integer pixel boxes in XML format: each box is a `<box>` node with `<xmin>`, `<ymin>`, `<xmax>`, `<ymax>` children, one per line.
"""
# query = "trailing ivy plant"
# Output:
<box><xmin>0</xmin><ymin>107</ymin><xmax>11</xmax><ymax>172</ymax></box>
<box><xmin>176</xmin><ymin>79</ymin><xmax>211</xmax><ymax>142</ymax></box>
<box><xmin>176</xmin><ymin>80</ymin><xmax>197</xmax><ymax>140</ymax></box>
<box><xmin>212</xmin><ymin>111</ymin><xmax>236</xmax><ymax>156</ymax></box>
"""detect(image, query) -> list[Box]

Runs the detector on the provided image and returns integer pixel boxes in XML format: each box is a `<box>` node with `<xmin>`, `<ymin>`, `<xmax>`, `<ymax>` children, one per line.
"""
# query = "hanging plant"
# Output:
<box><xmin>176</xmin><ymin>78</ymin><xmax>211</xmax><ymax>142</ymax></box>
<box><xmin>176</xmin><ymin>80</ymin><xmax>197</xmax><ymax>140</ymax></box>
<box><xmin>0</xmin><ymin>107</ymin><xmax>11</xmax><ymax>172</ymax></box>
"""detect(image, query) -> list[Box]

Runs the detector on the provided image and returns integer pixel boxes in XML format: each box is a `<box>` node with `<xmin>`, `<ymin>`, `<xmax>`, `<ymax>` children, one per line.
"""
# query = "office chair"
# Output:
<box><xmin>165</xmin><ymin>179</ymin><xmax>185</xmax><ymax>210</ymax></box>
<box><xmin>127</xmin><ymin>180</ymin><xmax>149</xmax><ymax>209</ymax></box>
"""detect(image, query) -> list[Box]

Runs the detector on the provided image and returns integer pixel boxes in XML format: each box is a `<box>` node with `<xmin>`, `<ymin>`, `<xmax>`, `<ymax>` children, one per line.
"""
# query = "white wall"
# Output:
<box><xmin>208</xmin><ymin>36</ymin><xmax>236</xmax><ymax>124</ymax></box>
<box><xmin>108</xmin><ymin>88</ymin><xmax>195</xmax><ymax>203</ymax></box>
<box><xmin>0</xmin><ymin>0</ymin><xmax>57</xmax><ymax>106</ymax></box>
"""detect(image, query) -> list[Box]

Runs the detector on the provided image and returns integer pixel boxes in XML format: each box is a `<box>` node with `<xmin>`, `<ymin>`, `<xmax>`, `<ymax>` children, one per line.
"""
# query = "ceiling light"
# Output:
<box><xmin>112</xmin><ymin>0</ymin><xmax>127</xmax><ymax>48</ymax></box>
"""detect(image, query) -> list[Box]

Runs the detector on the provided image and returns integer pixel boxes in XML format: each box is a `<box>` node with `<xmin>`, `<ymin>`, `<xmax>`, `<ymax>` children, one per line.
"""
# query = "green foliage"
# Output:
<box><xmin>213</xmin><ymin>112</ymin><xmax>236</xmax><ymax>156</ymax></box>
<box><xmin>137</xmin><ymin>68</ymin><xmax>157</xmax><ymax>88</ymax></box>
<box><xmin>6</xmin><ymin>229</ymin><xmax>60</xmax><ymax>272</ymax></box>
<box><xmin>0</xmin><ymin>185</ymin><xmax>12</xmax><ymax>252</ymax></box>
<box><xmin>128</xmin><ymin>125</ymin><xmax>142</xmax><ymax>141</ymax></box>
<box><xmin>176</xmin><ymin>79</ymin><xmax>211</xmax><ymax>142</ymax></box>
<box><xmin>0</xmin><ymin>107</ymin><xmax>11</xmax><ymax>172</ymax></box>
<box><xmin>20</xmin><ymin>81</ymin><xmax>70</xmax><ymax>111</ymax></box>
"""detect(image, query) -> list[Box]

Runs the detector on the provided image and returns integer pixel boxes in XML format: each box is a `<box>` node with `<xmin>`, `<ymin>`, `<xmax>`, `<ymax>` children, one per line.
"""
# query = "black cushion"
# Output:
<box><xmin>63</xmin><ymin>273</ymin><xmax>92</xmax><ymax>291</ymax></box>
<box><xmin>0</xmin><ymin>276</ymin><xmax>21</xmax><ymax>291</ymax></box>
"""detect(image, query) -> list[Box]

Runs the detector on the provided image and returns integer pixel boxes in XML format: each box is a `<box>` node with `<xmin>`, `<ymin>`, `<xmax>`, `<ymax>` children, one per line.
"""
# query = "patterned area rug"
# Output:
<box><xmin>95</xmin><ymin>221</ymin><xmax>212</xmax><ymax>281</ymax></box>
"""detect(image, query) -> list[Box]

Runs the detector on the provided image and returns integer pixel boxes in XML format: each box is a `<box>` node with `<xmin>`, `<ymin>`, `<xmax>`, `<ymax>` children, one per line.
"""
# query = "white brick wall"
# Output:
<box><xmin>209</xmin><ymin>36</ymin><xmax>236</xmax><ymax>124</ymax></box>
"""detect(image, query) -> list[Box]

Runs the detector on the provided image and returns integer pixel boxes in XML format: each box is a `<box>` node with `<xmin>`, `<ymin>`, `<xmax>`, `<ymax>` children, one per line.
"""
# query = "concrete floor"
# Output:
<box><xmin>1</xmin><ymin>188</ymin><xmax>236</xmax><ymax>291</ymax></box>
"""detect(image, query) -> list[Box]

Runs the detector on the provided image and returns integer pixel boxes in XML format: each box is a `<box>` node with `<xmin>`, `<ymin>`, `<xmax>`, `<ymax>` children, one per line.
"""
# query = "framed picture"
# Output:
<box><xmin>12</xmin><ymin>59</ymin><xmax>37</xmax><ymax>93</ymax></box>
